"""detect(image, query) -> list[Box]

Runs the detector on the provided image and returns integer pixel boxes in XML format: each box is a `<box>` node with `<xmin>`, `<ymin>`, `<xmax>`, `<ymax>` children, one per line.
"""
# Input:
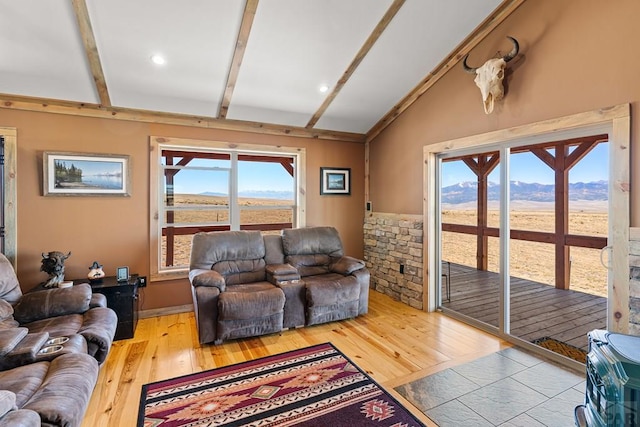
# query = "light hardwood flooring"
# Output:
<box><xmin>82</xmin><ymin>290</ymin><xmax>511</xmax><ymax>427</ymax></box>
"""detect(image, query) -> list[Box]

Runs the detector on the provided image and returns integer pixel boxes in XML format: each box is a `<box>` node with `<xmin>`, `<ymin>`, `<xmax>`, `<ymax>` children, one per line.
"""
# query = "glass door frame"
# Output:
<box><xmin>423</xmin><ymin>105</ymin><xmax>630</xmax><ymax>368</ymax></box>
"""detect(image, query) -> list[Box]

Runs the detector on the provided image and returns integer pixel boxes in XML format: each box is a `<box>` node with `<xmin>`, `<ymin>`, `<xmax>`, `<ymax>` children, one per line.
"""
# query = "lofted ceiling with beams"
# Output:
<box><xmin>0</xmin><ymin>0</ymin><xmax>522</xmax><ymax>142</ymax></box>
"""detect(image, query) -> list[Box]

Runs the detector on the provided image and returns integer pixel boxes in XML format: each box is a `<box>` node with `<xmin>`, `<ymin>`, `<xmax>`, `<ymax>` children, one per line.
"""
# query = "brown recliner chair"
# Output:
<box><xmin>0</xmin><ymin>253</ymin><xmax>117</xmax><ymax>364</ymax></box>
<box><xmin>281</xmin><ymin>226</ymin><xmax>370</xmax><ymax>326</ymax></box>
<box><xmin>189</xmin><ymin>231</ymin><xmax>289</xmax><ymax>345</ymax></box>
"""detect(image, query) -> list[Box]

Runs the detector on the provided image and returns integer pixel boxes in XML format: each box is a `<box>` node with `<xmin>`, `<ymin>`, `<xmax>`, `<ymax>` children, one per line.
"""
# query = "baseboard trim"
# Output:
<box><xmin>139</xmin><ymin>304</ymin><xmax>194</xmax><ymax>319</ymax></box>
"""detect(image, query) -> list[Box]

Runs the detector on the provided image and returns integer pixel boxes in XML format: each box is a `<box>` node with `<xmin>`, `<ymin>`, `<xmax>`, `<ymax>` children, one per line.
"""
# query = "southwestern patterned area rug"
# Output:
<box><xmin>138</xmin><ymin>342</ymin><xmax>426</xmax><ymax>427</ymax></box>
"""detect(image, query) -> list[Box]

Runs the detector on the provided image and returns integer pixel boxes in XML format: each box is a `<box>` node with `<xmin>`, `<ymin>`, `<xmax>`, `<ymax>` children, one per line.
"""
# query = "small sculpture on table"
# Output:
<box><xmin>40</xmin><ymin>251</ymin><xmax>72</xmax><ymax>288</ymax></box>
<box><xmin>87</xmin><ymin>261</ymin><xmax>105</xmax><ymax>283</ymax></box>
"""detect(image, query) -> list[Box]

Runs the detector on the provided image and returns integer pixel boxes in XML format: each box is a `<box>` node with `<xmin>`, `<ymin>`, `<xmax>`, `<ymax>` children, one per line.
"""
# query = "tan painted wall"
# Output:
<box><xmin>0</xmin><ymin>109</ymin><xmax>365</xmax><ymax>310</ymax></box>
<box><xmin>370</xmin><ymin>0</ymin><xmax>639</xmax><ymax>221</ymax></box>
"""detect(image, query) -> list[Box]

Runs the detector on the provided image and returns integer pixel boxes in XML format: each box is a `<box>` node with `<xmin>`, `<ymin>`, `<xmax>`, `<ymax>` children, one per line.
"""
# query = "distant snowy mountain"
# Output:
<box><xmin>441</xmin><ymin>180</ymin><xmax>608</xmax><ymax>204</ymax></box>
<box><xmin>238</xmin><ymin>190</ymin><xmax>294</xmax><ymax>200</ymax></box>
<box><xmin>198</xmin><ymin>190</ymin><xmax>294</xmax><ymax>200</ymax></box>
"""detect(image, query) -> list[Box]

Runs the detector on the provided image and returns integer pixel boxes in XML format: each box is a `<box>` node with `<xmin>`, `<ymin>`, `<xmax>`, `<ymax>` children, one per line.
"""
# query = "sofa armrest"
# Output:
<box><xmin>330</xmin><ymin>256</ymin><xmax>365</xmax><ymax>275</ymax></box>
<box><xmin>266</xmin><ymin>264</ymin><xmax>300</xmax><ymax>284</ymax></box>
<box><xmin>89</xmin><ymin>293</ymin><xmax>107</xmax><ymax>308</ymax></box>
<box><xmin>0</xmin><ymin>328</ymin><xmax>28</xmax><ymax>356</ymax></box>
<box><xmin>78</xmin><ymin>307</ymin><xmax>118</xmax><ymax>364</ymax></box>
<box><xmin>0</xmin><ymin>391</ymin><xmax>37</xmax><ymax>427</ymax></box>
<box><xmin>0</xmin><ymin>408</ymin><xmax>41</xmax><ymax>427</ymax></box>
<box><xmin>13</xmin><ymin>284</ymin><xmax>92</xmax><ymax>324</ymax></box>
<box><xmin>189</xmin><ymin>269</ymin><xmax>226</xmax><ymax>291</ymax></box>
<box><xmin>0</xmin><ymin>332</ymin><xmax>49</xmax><ymax>371</ymax></box>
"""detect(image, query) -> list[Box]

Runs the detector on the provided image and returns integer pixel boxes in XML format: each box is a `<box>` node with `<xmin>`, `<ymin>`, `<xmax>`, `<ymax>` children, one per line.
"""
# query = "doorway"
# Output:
<box><xmin>424</xmin><ymin>105</ymin><xmax>630</xmax><ymax>367</ymax></box>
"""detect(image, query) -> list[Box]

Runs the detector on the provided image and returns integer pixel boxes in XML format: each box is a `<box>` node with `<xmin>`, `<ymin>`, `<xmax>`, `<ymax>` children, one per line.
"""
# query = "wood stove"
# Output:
<box><xmin>575</xmin><ymin>329</ymin><xmax>640</xmax><ymax>426</ymax></box>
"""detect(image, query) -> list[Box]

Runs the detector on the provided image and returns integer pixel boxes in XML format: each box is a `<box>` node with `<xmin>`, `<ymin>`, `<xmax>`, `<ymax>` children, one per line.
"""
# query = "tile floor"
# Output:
<box><xmin>395</xmin><ymin>348</ymin><xmax>586</xmax><ymax>426</ymax></box>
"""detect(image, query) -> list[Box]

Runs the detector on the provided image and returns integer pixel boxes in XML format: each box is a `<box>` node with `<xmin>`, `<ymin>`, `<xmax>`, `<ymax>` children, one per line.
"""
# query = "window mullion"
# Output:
<box><xmin>230</xmin><ymin>152</ymin><xmax>240</xmax><ymax>230</ymax></box>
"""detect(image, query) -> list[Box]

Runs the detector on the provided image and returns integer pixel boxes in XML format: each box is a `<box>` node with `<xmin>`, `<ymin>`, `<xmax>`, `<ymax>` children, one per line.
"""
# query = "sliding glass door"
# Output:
<box><xmin>436</xmin><ymin>134</ymin><xmax>613</xmax><ymax>362</ymax></box>
<box><xmin>439</xmin><ymin>151</ymin><xmax>501</xmax><ymax>329</ymax></box>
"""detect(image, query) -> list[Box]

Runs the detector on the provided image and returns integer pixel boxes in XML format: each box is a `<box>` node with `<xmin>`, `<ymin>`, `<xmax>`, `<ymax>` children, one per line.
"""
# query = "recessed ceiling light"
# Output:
<box><xmin>151</xmin><ymin>54</ymin><xmax>166</xmax><ymax>65</ymax></box>
<box><xmin>319</xmin><ymin>84</ymin><xmax>330</xmax><ymax>93</ymax></box>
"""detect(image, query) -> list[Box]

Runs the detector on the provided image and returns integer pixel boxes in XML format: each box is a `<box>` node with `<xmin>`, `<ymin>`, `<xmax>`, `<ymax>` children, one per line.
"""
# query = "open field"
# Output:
<box><xmin>442</xmin><ymin>203</ymin><xmax>608</xmax><ymax>297</ymax></box>
<box><xmin>162</xmin><ymin>194</ymin><xmax>294</xmax><ymax>267</ymax></box>
<box><xmin>163</xmin><ymin>195</ymin><xmax>608</xmax><ymax>297</ymax></box>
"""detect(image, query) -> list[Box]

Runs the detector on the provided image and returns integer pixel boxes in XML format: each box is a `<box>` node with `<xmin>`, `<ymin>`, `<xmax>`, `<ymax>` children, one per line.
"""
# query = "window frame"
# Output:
<box><xmin>149</xmin><ymin>136</ymin><xmax>306</xmax><ymax>282</ymax></box>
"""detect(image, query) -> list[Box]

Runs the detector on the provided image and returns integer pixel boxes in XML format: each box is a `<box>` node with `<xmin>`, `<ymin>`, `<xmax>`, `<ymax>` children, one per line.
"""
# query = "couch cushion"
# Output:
<box><xmin>0</xmin><ymin>300</ymin><xmax>13</xmax><ymax>321</ymax></box>
<box><xmin>23</xmin><ymin>353</ymin><xmax>98</xmax><ymax>427</ymax></box>
<box><xmin>305</xmin><ymin>276</ymin><xmax>360</xmax><ymax>326</ymax></box>
<box><xmin>191</xmin><ymin>231</ymin><xmax>267</xmax><ymax>285</ymax></box>
<box><xmin>0</xmin><ymin>254</ymin><xmax>22</xmax><ymax>305</ymax></box>
<box><xmin>20</xmin><ymin>314</ymin><xmax>84</xmax><ymax>338</ymax></box>
<box><xmin>282</xmin><ymin>227</ymin><xmax>344</xmax><ymax>257</ymax></box>
<box><xmin>213</xmin><ymin>259</ymin><xmax>266</xmax><ymax>286</ymax></box>
<box><xmin>191</xmin><ymin>231</ymin><xmax>265</xmax><ymax>269</ymax></box>
<box><xmin>305</xmin><ymin>275</ymin><xmax>360</xmax><ymax>307</ymax></box>
<box><xmin>218</xmin><ymin>284</ymin><xmax>284</xmax><ymax>321</ymax></box>
<box><xmin>13</xmin><ymin>284</ymin><xmax>91</xmax><ymax>325</ymax></box>
<box><xmin>0</xmin><ymin>390</ymin><xmax>16</xmax><ymax>417</ymax></box>
<box><xmin>286</xmin><ymin>254</ymin><xmax>331</xmax><ymax>277</ymax></box>
<box><xmin>0</xmin><ymin>361</ymin><xmax>48</xmax><ymax>407</ymax></box>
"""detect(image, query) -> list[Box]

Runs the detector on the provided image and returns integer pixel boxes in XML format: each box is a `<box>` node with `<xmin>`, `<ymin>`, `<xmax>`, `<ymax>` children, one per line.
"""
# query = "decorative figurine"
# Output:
<box><xmin>87</xmin><ymin>261</ymin><xmax>105</xmax><ymax>282</ymax></box>
<box><xmin>40</xmin><ymin>251</ymin><xmax>72</xmax><ymax>288</ymax></box>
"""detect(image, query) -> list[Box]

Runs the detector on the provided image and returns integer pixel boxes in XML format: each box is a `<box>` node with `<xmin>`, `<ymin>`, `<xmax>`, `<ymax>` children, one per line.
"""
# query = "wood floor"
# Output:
<box><xmin>441</xmin><ymin>263</ymin><xmax>607</xmax><ymax>350</ymax></box>
<box><xmin>81</xmin><ymin>290</ymin><xmax>510</xmax><ymax>427</ymax></box>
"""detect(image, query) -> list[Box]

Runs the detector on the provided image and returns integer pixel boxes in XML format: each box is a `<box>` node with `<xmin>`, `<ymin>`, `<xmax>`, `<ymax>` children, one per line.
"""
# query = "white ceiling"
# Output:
<box><xmin>0</xmin><ymin>0</ymin><xmax>504</xmax><ymax>136</ymax></box>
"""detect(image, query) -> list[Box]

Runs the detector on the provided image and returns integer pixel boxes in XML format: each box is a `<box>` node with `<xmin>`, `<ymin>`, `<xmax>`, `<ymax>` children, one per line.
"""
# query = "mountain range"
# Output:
<box><xmin>441</xmin><ymin>180</ymin><xmax>608</xmax><ymax>204</ymax></box>
<box><xmin>200</xmin><ymin>190</ymin><xmax>294</xmax><ymax>200</ymax></box>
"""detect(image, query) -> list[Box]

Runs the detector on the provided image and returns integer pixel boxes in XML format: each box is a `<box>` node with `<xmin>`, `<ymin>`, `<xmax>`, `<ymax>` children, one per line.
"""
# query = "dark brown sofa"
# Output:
<box><xmin>189</xmin><ymin>227</ymin><xmax>369</xmax><ymax>344</ymax></box>
<box><xmin>0</xmin><ymin>254</ymin><xmax>117</xmax><ymax>364</ymax></box>
<box><xmin>0</xmin><ymin>253</ymin><xmax>117</xmax><ymax>426</ymax></box>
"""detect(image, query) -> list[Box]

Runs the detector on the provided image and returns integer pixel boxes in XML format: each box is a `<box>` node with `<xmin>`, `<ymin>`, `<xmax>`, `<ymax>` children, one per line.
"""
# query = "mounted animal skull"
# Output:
<box><xmin>463</xmin><ymin>36</ymin><xmax>519</xmax><ymax>114</ymax></box>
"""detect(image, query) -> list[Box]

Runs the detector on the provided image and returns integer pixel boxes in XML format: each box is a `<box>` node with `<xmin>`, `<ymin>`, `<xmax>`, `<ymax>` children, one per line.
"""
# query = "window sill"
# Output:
<box><xmin>151</xmin><ymin>269</ymin><xmax>189</xmax><ymax>283</ymax></box>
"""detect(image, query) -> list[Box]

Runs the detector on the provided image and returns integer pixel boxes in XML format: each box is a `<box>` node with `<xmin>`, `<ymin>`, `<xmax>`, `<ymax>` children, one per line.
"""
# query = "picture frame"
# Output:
<box><xmin>116</xmin><ymin>266</ymin><xmax>129</xmax><ymax>282</ymax></box>
<box><xmin>43</xmin><ymin>151</ymin><xmax>131</xmax><ymax>196</ymax></box>
<box><xmin>320</xmin><ymin>167</ymin><xmax>351</xmax><ymax>195</ymax></box>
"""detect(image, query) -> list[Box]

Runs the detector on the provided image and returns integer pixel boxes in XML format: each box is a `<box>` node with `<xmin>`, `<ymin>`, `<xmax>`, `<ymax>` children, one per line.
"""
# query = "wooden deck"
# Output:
<box><xmin>441</xmin><ymin>263</ymin><xmax>607</xmax><ymax>351</ymax></box>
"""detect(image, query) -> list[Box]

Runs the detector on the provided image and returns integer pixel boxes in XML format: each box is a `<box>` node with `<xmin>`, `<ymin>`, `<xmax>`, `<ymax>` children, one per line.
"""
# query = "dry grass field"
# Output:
<box><xmin>163</xmin><ymin>195</ymin><xmax>608</xmax><ymax>297</ymax></box>
<box><xmin>162</xmin><ymin>194</ymin><xmax>293</xmax><ymax>267</ymax></box>
<box><xmin>442</xmin><ymin>204</ymin><xmax>608</xmax><ymax>297</ymax></box>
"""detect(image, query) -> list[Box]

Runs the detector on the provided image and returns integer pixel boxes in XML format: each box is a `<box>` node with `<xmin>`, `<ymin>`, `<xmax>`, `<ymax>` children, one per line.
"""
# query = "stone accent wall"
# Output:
<box><xmin>363</xmin><ymin>212</ymin><xmax>424</xmax><ymax>309</ymax></box>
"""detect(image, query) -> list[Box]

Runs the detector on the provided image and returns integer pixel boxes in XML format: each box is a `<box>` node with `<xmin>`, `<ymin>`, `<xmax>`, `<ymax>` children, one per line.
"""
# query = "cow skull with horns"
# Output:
<box><xmin>463</xmin><ymin>36</ymin><xmax>519</xmax><ymax>114</ymax></box>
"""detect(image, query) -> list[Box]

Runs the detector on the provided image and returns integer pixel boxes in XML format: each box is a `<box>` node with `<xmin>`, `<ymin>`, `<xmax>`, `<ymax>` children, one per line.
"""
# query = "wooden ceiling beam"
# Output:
<box><xmin>218</xmin><ymin>0</ymin><xmax>259</xmax><ymax>119</ymax></box>
<box><xmin>366</xmin><ymin>0</ymin><xmax>525</xmax><ymax>142</ymax></box>
<box><xmin>0</xmin><ymin>93</ymin><xmax>366</xmax><ymax>143</ymax></box>
<box><xmin>306</xmin><ymin>0</ymin><xmax>406</xmax><ymax>129</ymax></box>
<box><xmin>71</xmin><ymin>0</ymin><xmax>111</xmax><ymax>107</ymax></box>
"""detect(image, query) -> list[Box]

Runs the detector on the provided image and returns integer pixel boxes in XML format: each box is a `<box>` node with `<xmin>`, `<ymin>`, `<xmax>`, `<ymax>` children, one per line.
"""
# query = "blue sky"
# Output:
<box><xmin>168</xmin><ymin>142</ymin><xmax>608</xmax><ymax>195</ymax></box>
<box><xmin>58</xmin><ymin>159</ymin><xmax>122</xmax><ymax>176</ymax></box>
<box><xmin>170</xmin><ymin>160</ymin><xmax>294</xmax><ymax>194</ymax></box>
<box><xmin>441</xmin><ymin>142</ymin><xmax>608</xmax><ymax>187</ymax></box>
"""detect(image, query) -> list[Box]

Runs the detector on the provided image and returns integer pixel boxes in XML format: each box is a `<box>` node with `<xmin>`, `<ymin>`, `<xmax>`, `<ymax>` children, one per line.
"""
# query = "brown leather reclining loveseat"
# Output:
<box><xmin>0</xmin><ymin>253</ymin><xmax>117</xmax><ymax>426</ymax></box>
<box><xmin>189</xmin><ymin>226</ymin><xmax>369</xmax><ymax>345</ymax></box>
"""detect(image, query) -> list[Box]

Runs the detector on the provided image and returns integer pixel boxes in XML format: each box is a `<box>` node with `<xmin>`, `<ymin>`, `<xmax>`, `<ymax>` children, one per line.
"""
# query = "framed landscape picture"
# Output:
<box><xmin>43</xmin><ymin>152</ymin><xmax>131</xmax><ymax>196</ymax></box>
<box><xmin>320</xmin><ymin>167</ymin><xmax>350</xmax><ymax>195</ymax></box>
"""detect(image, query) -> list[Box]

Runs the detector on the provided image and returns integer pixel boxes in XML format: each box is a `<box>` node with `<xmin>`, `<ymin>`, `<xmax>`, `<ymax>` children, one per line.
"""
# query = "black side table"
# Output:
<box><xmin>75</xmin><ymin>276</ymin><xmax>139</xmax><ymax>340</ymax></box>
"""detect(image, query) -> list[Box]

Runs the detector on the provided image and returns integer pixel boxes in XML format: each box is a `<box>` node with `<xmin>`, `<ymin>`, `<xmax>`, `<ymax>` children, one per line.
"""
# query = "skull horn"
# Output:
<box><xmin>462</xmin><ymin>54</ymin><xmax>477</xmax><ymax>74</ymax></box>
<box><xmin>502</xmin><ymin>36</ymin><xmax>519</xmax><ymax>62</ymax></box>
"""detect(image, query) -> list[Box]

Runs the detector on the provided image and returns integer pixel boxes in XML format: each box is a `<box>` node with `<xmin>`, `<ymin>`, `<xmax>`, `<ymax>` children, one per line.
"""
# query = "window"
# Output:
<box><xmin>150</xmin><ymin>137</ymin><xmax>306</xmax><ymax>280</ymax></box>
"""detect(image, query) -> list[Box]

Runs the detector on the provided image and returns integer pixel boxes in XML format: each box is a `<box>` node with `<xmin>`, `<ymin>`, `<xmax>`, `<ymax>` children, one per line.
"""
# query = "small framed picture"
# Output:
<box><xmin>320</xmin><ymin>167</ymin><xmax>351</xmax><ymax>195</ymax></box>
<box><xmin>116</xmin><ymin>266</ymin><xmax>129</xmax><ymax>282</ymax></box>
